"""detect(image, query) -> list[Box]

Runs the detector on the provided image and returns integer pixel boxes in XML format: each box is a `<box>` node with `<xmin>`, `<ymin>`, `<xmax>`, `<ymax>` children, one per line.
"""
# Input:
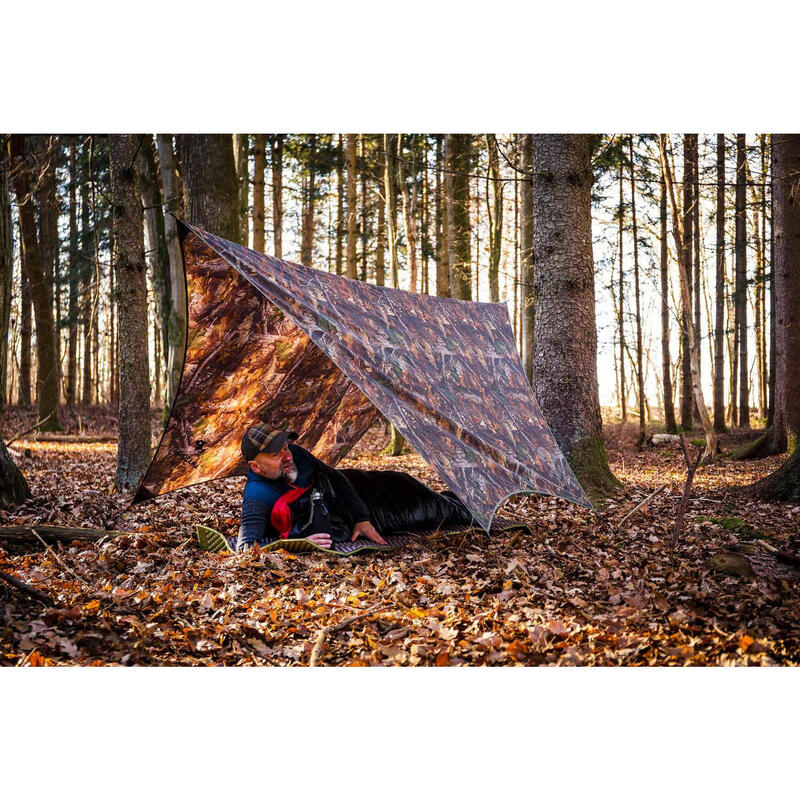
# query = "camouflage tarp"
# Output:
<box><xmin>134</xmin><ymin>220</ymin><xmax>590</xmax><ymax>530</ymax></box>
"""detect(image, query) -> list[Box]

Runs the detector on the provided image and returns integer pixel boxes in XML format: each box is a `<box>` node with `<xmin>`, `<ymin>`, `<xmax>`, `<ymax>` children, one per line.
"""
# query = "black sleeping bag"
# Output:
<box><xmin>337</xmin><ymin>469</ymin><xmax>475</xmax><ymax>536</ymax></box>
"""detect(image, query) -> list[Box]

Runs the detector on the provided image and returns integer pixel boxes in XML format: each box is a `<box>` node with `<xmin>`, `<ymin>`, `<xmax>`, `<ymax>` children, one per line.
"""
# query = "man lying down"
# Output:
<box><xmin>237</xmin><ymin>423</ymin><xmax>474</xmax><ymax>551</ymax></box>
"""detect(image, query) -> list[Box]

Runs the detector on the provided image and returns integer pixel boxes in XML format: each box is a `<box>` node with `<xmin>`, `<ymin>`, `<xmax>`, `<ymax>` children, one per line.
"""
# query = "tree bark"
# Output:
<box><xmin>7</xmin><ymin>135</ymin><xmax>61</xmax><ymax>431</ymax></box>
<box><xmin>735</xmin><ymin>133</ymin><xmax>750</xmax><ymax>428</ymax></box>
<box><xmin>155</xmin><ymin>134</ymin><xmax>186</xmax><ymax>417</ymax></box>
<box><xmin>751</xmin><ymin>134</ymin><xmax>800</xmax><ymax>499</ymax></box>
<box><xmin>252</xmin><ymin>134</ymin><xmax>266</xmax><ymax>252</ymax></box>
<box><xmin>270</xmin><ymin>135</ymin><xmax>284</xmax><ymax>259</ymax></box>
<box><xmin>531</xmin><ymin>135</ymin><xmax>619</xmax><ymax>499</ymax></box>
<box><xmin>444</xmin><ymin>134</ymin><xmax>472</xmax><ymax>300</ymax></box>
<box><xmin>66</xmin><ymin>143</ymin><xmax>79</xmax><ymax>406</ymax></box>
<box><xmin>0</xmin><ymin>142</ymin><xmax>31</xmax><ymax>505</ymax></box>
<box><xmin>519</xmin><ymin>133</ymin><xmax>534</xmax><ymax>385</ymax></box>
<box><xmin>617</xmin><ymin>158</ymin><xmax>627</xmax><ymax>422</ymax></box>
<box><xmin>660</xmin><ymin>135</ymin><xmax>717</xmax><ymax>461</ymax></box>
<box><xmin>487</xmin><ymin>135</ymin><xmax>503</xmax><ymax>303</ymax></box>
<box><xmin>300</xmin><ymin>134</ymin><xmax>316</xmax><ymax>266</ymax></box>
<box><xmin>233</xmin><ymin>134</ymin><xmax>249</xmax><ymax>246</ymax></box>
<box><xmin>375</xmin><ymin>137</ymin><xmax>385</xmax><ymax>287</ymax></box>
<box><xmin>383</xmin><ymin>134</ymin><xmax>399</xmax><ymax>288</ymax></box>
<box><xmin>660</xmin><ymin>149</ymin><xmax>677</xmax><ymax>433</ymax></box>
<box><xmin>346</xmin><ymin>134</ymin><xmax>358</xmax><ymax>279</ymax></box>
<box><xmin>18</xmin><ymin>263</ymin><xmax>32</xmax><ymax>405</ymax></box>
<box><xmin>176</xmin><ymin>135</ymin><xmax>241</xmax><ymax>244</ymax></box>
<box><xmin>110</xmin><ymin>135</ymin><xmax>152</xmax><ymax>491</ymax></box>
<box><xmin>398</xmin><ymin>134</ymin><xmax>419</xmax><ymax>292</ymax></box>
<box><xmin>434</xmin><ymin>135</ymin><xmax>449</xmax><ymax>298</ymax></box>
<box><xmin>629</xmin><ymin>137</ymin><xmax>646</xmax><ymax>447</ymax></box>
<box><xmin>680</xmin><ymin>134</ymin><xmax>695</xmax><ymax>429</ymax></box>
<box><xmin>713</xmin><ymin>134</ymin><xmax>727</xmax><ymax>433</ymax></box>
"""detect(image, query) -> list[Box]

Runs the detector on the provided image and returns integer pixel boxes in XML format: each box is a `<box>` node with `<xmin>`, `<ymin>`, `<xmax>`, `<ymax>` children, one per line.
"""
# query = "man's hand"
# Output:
<box><xmin>351</xmin><ymin>520</ymin><xmax>387</xmax><ymax>545</ymax></box>
<box><xmin>306</xmin><ymin>532</ymin><xmax>332</xmax><ymax>549</ymax></box>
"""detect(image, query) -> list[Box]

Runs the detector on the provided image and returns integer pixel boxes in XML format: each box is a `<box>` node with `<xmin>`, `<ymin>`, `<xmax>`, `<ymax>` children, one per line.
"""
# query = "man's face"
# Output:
<box><xmin>250</xmin><ymin>442</ymin><xmax>297</xmax><ymax>482</ymax></box>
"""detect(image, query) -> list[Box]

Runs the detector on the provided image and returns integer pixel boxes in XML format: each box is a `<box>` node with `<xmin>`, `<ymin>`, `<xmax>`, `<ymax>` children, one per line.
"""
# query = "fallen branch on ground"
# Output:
<box><xmin>671</xmin><ymin>433</ymin><xmax>704</xmax><ymax>550</ymax></box>
<box><xmin>0</xmin><ymin>568</ymin><xmax>52</xmax><ymax>604</ymax></box>
<box><xmin>620</xmin><ymin>485</ymin><xmax>667</xmax><ymax>525</ymax></box>
<box><xmin>0</xmin><ymin>526</ymin><xmax>123</xmax><ymax>547</ymax></box>
<box><xmin>5</xmin><ymin>412</ymin><xmax>55</xmax><ymax>447</ymax></box>
<box><xmin>309</xmin><ymin>603</ymin><xmax>382</xmax><ymax>667</ymax></box>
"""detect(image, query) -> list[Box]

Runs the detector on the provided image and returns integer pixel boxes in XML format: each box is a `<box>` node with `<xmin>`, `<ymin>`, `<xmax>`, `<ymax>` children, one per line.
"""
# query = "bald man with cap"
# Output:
<box><xmin>237</xmin><ymin>423</ymin><xmax>386</xmax><ymax>552</ymax></box>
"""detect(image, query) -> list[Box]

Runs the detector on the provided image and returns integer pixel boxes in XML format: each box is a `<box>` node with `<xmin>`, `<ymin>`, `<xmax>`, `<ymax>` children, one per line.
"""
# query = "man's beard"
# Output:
<box><xmin>280</xmin><ymin>462</ymin><xmax>298</xmax><ymax>483</ymax></box>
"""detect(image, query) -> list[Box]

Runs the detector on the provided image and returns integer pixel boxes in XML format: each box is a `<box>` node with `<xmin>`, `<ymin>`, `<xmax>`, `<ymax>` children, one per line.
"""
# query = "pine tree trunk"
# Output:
<box><xmin>360</xmin><ymin>135</ymin><xmax>368</xmax><ymax>282</ymax></box>
<box><xmin>660</xmin><ymin>135</ymin><xmax>717</xmax><ymax>460</ymax></box>
<box><xmin>252</xmin><ymin>134</ymin><xmax>266</xmax><ymax>252</ymax></box>
<box><xmin>374</xmin><ymin>137</ymin><xmax>386</xmax><ymax>287</ymax></box>
<box><xmin>80</xmin><ymin>145</ymin><xmax>94</xmax><ymax>406</ymax></box>
<box><xmin>629</xmin><ymin>137</ymin><xmax>646</xmax><ymax>447</ymax></box>
<box><xmin>37</xmin><ymin>138</ymin><xmax>60</xmax><ymax>392</ymax></box>
<box><xmin>110</xmin><ymin>135</ymin><xmax>152</xmax><ymax>491</ymax></box>
<box><xmin>618</xmin><ymin>159</ymin><xmax>627</xmax><ymax>422</ymax></box>
<box><xmin>233</xmin><ymin>134</ymin><xmax>249</xmax><ymax>246</ymax></box>
<box><xmin>735</xmin><ymin>134</ymin><xmax>750</xmax><ymax>428</ymax></box>
<box><xmin>335</xmin><ymin>135</ymin><xmax>345</xmax><ymax>276</ymax></box>
<box><xmin>398</xmin><ymin>134</ymin><xmax>419</xmax><ymax>292</ymax></box>
<box><xmin>346</xmin><ymin>134</ymin><xmax>358</xmax><ymax>279</ymax></box>
<box><xmin>713</xmin><ymin>134</ymin><xmax>727</xmax><ymax>433</ymax></box>
<box><xmin>434</xmin><ymin>135</ymin><xmax>449</xmax><ymax>298</ymax></box>
<box><xmin>138</xmin><ymin>135</ymin><xmax>170</xmax><ymax>397</ymax></box>
<box><xmin>155</xmin><ymin>134</ymin><xmax>186</xmax><ymax>418</ymax></box>
<box><xmin>7</xmin><ymin>135</ymin><xmax>61</xmax><ymax>430</ymax></box>
<box><xmin>270</xmin><ymin>135</ymin><xmax>284</xmax><ymax>259</ymax></box>
<box><xmin>300</xmin><ymin>134</ymin><xmax>316</xmax><ymax>265</ymax></box>
<box><xmin>176</xmin><ymin>135</ymin><xmax>241</xmax><ymax>244</ymax></box>
<box><xmin>486</xmin><ymin>135</ymin><xmax>503</xmax><ymax>303</ymax></box>
<box><xmin>18</xmin><ymin>265</ymin><xmax>32</xmax><ymax>405</ymax></box>
<box><xmin>383</xmin><ymin>134</ymin><xmax>399</xmax><ymax>289</ymax></box>
<box><xmin>66</xmin><ymin>142</ymin><xmax>78</xmax><ymax>406</ymax></box>
<box><xmin>444</xmin><ymin>134</ymin><xmax>472</xmax><ymax>300</ymax></box>
<box><xmin>680</xmin><ymin>135</ymin><xmax>695</xmax><ymax>430</ymax></box>
<box><xmin>0</xmin><ymin>146</ymin><xmax>31</xmax><ymax>505</ymax></box>
<box><xmin>660</xmin><ymin>150</ymin><xmax>677</xmax><ymax>433</ymax></box>
<box><xmin>752</xmin><ymin>134</ymin><xmax>800</xmax><ymax>499</ymax></box>
<box><xmin>531</xmin><ymin>134</ymin><xmax>619</xmax><ymax>498</ymax></box>
<box><xmin>519</xmin><ymin>133</ymin><xmax>534</xmax><ymax>385</ymax></box>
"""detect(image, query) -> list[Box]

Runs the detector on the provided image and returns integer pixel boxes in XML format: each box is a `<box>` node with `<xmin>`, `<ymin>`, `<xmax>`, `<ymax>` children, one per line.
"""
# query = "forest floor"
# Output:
<box><xmin>1</xmin><ymin>405</ymin><xmax>798</xmax><ymax>667</ymax></box>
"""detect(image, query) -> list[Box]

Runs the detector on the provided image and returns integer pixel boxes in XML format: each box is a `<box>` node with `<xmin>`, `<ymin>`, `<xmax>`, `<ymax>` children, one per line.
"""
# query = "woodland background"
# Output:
<box><xmin>0</xmin><ymin>132</ymin><xmax>799</xmax><ymax>667</ymax></box>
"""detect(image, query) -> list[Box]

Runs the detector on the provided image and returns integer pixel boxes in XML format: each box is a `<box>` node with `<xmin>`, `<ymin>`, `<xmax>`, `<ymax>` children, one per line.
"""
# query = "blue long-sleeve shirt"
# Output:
<box><xmin>236</xmin><ymin>444</ymin><xmax>370</xmax><ymax>551</ymax></box>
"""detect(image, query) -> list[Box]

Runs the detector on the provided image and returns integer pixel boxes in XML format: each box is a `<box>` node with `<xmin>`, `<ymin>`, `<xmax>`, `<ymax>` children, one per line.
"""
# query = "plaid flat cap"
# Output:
<box><xmin>241</xmin><ymin>423</ymin><xmax>298</xmax><ymax>461</ymax></box>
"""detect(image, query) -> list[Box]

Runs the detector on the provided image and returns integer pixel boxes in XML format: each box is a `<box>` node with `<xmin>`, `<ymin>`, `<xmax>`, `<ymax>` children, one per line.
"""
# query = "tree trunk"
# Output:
<box><xmin>66</xmin><ymin>143</ymin><xmax>79</xmax><ymax>406</ymax></box>
<box><xmin>487</xmin><ymin>135</ymin><xmax>503</xmax><ymax>303</ymax></box>
<box><xmin>629</xmin><ymin>137</ymin><xmax>646</xmax><ymax>447</ymax></box>
<box><xmin>519</xmin><ymin>133</ymin><xmax>534</xmax><ymax>385</ymax></box>
<box><xmin>300</xmin><ymin>134</ymin><xmax>316</xmax><ymax>266</ymax></box>
<box><xmin>713</xmin><ymin>134</ymin><xmax>727</xmax><ymax>433</ymax></box>
<box><xmin>110</xmin><ymin>135</ymin><xmax>152</xmax><ymax>491</ymax></box>
<box><xmin>18</xmin><ymin>266</ymin><xmax>32</xmax><ymax>405</ymax></box>
<box><xmin>0</xmin><ymin>144</ymin><xmax>31</xmax><ymax>505</ymax></box>
<box><xmin>444</xmin><ymin>134</ymin><xmax>472</xmax><ymax>300</ymax></box>
<box><xmin>383</xmin><ymin>134</ymin><xmax>399</xmax><ymax>288</ymax></box>
<box><xmin>751</xmin><ymin>134</ymin><xmax>800</xmax><ymax>499</ymax></box>
<box><xmin>375</xmin><ymin>137</ymin><xmax>385</xmax><ymax>287</ymax></box>
<box><xmin>680</xmin><ymin>135</ymin><xmax>695</xmax><ymax>429</ymax></box>
<box><xmin>434</xmin><ymin>135</ymin><xmax>449</xmax><ymax>298</ymax></box>
<box><xmin>138</xmin><ymin>135</ymin><xmax>170</xmax><ymax>397</ymax></box>
<box><xmin>7</xmin><ymin>135</ymin><xmax>61</xmax><ymax>431</ymax></box>
<box><xmin>617</xmin><ymin>158</ymin><xmax>627</xmax><ymax>422</ymax></box>
<box><xmin>660</xmin><ymin>150</ymin><xmax>677</xmax><ymax>433</ymax></box>
<box><xmin>398</xmin><ymin>134</ymin><xmax>419</xmax><ymax>292</ymax></box>
<box><xmin>155</xmin><ymin>134</ymin><xmax>186</xmax><ymax>418</ymax></box>
<box><xmin>345</xmin><ymin>134</ymin><xmax>358</xmax><ymax>280</ymax></box>
<box><xmin>37</xmin><ymin>138</ymin><xmax>60</xmax><ymax>390</ymax></box>
<box><xmin>660</xmin><ymin>135</ymin><xmax>717</xmax><ymax>461</ymax></box>
<box><xmin>735</xmin><ymin>133</ymin><xmax>750</xmax><ymax>428</ymax></box>
<box><xmin>252</xmin><ymin>134</ymin><xmax>266</xmax><ymax>252</ymax></box>
<box><xmin>176</xmin><ymin>135</ymin><xmax>241</xmax><ymax>244</ymax></box>
<box><xmin>531</xmin><ymin>135</ymin><xmax>619</xmax><ymax>499</ymax></box>
<box><xmin>233</xmin><ymin>134</ymin><xmax>249</xmax><ymax>246</ymax></box>
<box><xmin>80</xmin><ymin>155</ymin><xmax>93</xmax><ymax>406</ymax></box>
<box><xmin>270</xmin><ymin>135</ymin><xmax>284</xmax><ymax>259</ymax></box>
<box><xmin>335</xmin><ymin>134</ymin><xmax>345</xmax><ymax>276</ymax></box>
<box><xmin>360</xmin><ymin>135</ymin><xmax>368</xmax><ymax>282</ymax></box>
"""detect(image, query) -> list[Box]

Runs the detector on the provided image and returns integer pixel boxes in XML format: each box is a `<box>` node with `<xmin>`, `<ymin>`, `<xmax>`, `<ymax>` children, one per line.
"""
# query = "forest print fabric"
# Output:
<box><xmin>134</xmin><ymin>220</ymin><xmax>590</xmax><ymax>530</ymax></box>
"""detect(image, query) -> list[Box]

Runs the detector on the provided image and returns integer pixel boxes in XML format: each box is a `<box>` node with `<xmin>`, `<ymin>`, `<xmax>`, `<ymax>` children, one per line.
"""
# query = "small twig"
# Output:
<box><xmin>309</xmin><ymin>603</ymin><xmax>381</xmax><ymax>667</ymax></box>
<box><xmin>619</xmin><ymin>485</ymin><xmax>667</xmax><ymax>526</ymax></box>
<box><xmin>5</xmin><ymin>411</ymin><xmax>55</xmax><ymax>447</ymax></box>
<box><xmin>31</xmin><ymin>529</ymin><xmax>94</xmax><ymax>590</ymax></box>
<box><xmin>0</xmin><ymin>569</ymin><xmax>52</xmax><ymax>605</ymax></box>
<box><xmin>671</xmin><ymin>434</ymin><xmax>704</xmax><ymax>550</ymax></box>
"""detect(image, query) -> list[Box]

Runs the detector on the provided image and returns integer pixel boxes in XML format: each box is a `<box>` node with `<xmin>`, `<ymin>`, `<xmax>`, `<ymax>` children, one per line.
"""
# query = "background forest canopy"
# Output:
<box><xmin>0</xmin><ymin>133</ymin><xmax>796</xmax><ymax>503</ymax></box>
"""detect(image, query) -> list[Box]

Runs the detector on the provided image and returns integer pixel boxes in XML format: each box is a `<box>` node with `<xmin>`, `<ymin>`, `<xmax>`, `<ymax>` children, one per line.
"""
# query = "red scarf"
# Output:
<box><xmin>271</xmin><ymin>483</ymin><xmax>312</xmax><ymax>539</ymax></box>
